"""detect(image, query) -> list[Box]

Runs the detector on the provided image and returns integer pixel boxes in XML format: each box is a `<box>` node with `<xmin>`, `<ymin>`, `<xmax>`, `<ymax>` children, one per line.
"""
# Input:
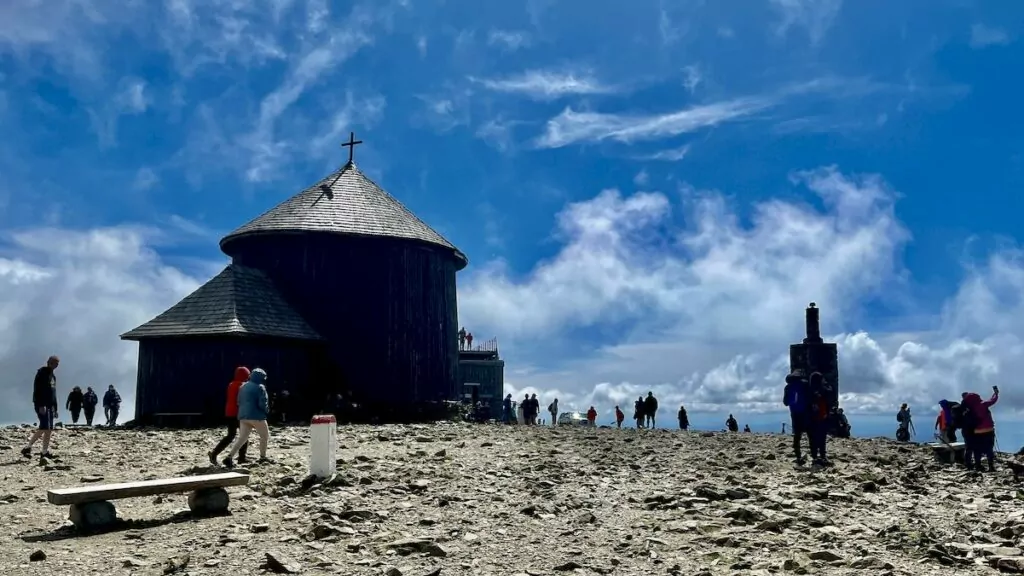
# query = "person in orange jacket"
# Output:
<box><xmin>614</xmin><ymin>406</ymin><xmax>625</xmax><ymax>428</ymax></box>
<box><xmin>586</xmin><ymin>406</ymin><xmax>598</xmax><ymax>426</ymax></box>
<box><xmin>209</xmin><ymin>367</ymin><xmax>251</xmax><ymax>465</ymax></box>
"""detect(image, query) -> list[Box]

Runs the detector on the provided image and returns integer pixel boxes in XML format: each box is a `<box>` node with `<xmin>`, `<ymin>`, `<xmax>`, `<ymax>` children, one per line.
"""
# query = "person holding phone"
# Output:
<box><xmin>961</xmin><ymin>385</ymin><xmax>1000</xmax><ymax>472</ymax></box>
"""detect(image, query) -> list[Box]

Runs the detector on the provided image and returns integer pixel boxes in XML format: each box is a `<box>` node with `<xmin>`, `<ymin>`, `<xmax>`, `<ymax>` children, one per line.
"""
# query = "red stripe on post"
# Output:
<box><xmin>311</xmin><ymin>414</ymin><xmax>337</xmax><ymax>424</ymax></box>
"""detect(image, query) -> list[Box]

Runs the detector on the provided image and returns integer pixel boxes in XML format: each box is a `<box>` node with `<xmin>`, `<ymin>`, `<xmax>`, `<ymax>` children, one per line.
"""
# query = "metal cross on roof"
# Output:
<box><xmin>341</xmin><ymin>131</ymin><xmax>363</xmax><ymax>165</ymax></box>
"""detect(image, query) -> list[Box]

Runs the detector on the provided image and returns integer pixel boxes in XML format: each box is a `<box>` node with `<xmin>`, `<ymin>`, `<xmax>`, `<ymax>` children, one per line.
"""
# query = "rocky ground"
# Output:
<box><xmin>1</xmin><ymin>423</ymin><xmax>1024</xmax><ymax>576</ymax></box>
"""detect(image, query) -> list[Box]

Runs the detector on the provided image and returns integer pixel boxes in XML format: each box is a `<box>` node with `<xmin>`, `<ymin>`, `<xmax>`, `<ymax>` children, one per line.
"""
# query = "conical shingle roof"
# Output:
<box><xmin>120</xmin><ymin>264</ymin><xmax>322</xmax><ymax>341</ymax></box>
<box><xmin>219</xmin><ymin>163</ymin><xmax>467</xmax><ymax>269</ymax></box>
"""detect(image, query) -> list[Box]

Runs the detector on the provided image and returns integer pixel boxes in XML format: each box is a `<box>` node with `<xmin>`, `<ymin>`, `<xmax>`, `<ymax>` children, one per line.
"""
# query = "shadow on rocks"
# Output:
<box><xmin>20</xmin><ymin>508</ymin><xmax>233</xmax><ymax>543</ymax></box>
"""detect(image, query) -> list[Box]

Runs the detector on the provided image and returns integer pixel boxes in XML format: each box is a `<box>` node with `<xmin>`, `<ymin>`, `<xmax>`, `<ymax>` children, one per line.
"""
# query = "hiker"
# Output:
<box><xmin>835</xmin><ymin>408</ymin><xmax>852</xmax><ymax>438</ymax></box>
<box><xmin>66</xmin><ymin>386</ymin><xmax>84</xmax><ymax>424</ymax></box>
<box><xmin>644</xmin><ymin>392</ymin><xmax>659</xmax><ymax>428</ymax></box>
<box><xmin>962</xmin><ymin>386</ymin><xmax>999</xmax><ymax>472</ymax></box>
<box><xmin>936</xmin><ymin>401</ymin><xmax>957</xmax><ymax>443</ymax></box>
<box><xmin>548</xmin><ymin>398</ymin><xmax>559</xmax><ymax>427</ymax></box>
<box><xmin>896</xmin><ymin>403</ymin><xmax>913</xmax><ymax>442</ymax></box>
<box><xmin>502</xmin><ymin>394</ymin><xmax>513</xmax><ymax>423</ymax></box>
<box><xmin>83</xmin><ymin>386</ymin><xmax>98</xmax><ymax>426</ymax></box>
<box><xmin>23</xmin><ymin>355</ymin><xmax>60</xmax><ymax>460</ymax></box>
<box><xmin>277</xmin><ymin>390</ymin><xmax>291</xmax><ymax>424</ymax></box>
<box><xmin>223</xmin><ymin>368</ymin><xmax>272</xmax><ymax>468</ymax></box>
<box><xmin>466</xmin><ymin>332</ymin><xmax>474</xmax><ymax>349</ymax></box>
<box><xmin>458</xmin><ymin>327</ymin><xmax>467</xmax><ymax>350</ymax></box>
<box><xmin>677</xmin><ymin>405</ymin><xmax>689</xmax><ymax>430</ymax></box>
<box><xmin>634</xmin><ymin>397</ymin><xmax>645</xmax><ymax>428</ymax></box>
<box><xmin>615</xmin><ymin>406</ymin><xmax>625</xmax><ymax>428</ymax></box>
<box><xmin>808</xmin><ymin>372</ymin><xmax>832</xmax><ymax>466</ymax></box>
<box><xmin>783</xmin><ymin>369</ymin><xmax>810</xmax><ymax>464</ymax></box>
<box><xmin>726</xmin><ymin>415</ymin><xmax>738</xmax><ymax>432</ymax></box>
<box><xmin>586</xmin><ymin>406</ymin><xmax>597</xmax><ymax>426</ymax></box>
<box><xmin>103</xmin><ymin>385</ymin><xmax>122</xmax><ymax>426</ymax></box>
<box><xmin>743</xmin><ymin>424</ymin><xmax>751</xmax><ymax>433</ymax></box>
<box><xmin>209</xmin><ymin>367</ymin><xmax>251</xmax><ymax>465</ymax></box>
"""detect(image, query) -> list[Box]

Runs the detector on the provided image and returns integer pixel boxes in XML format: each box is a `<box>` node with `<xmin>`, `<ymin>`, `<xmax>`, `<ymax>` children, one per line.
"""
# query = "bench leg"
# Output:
<box><xmin>69</xmin><ymin>501</ymin><xmax>118</xmax><ymax>530</ymax></box>
<box><xmin>188</xmin><ymin>487</ymin><xmax>230</xmax><ymax>515</ymax></box>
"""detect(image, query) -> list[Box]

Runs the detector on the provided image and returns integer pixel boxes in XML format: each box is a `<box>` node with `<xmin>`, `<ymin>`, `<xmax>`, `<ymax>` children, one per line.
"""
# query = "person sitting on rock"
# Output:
<box><xmin>223</xmin><ymin>368</ymin><xmax>272</xmax><ymax>468</ymax></box>
<box><xmin>783</xmin><ymin>370</ymin><xmax>810</xmax><ymax>464</ymax></box>
<box><xmin>615</xmin><ymin>406</ymin><xmax>625</xmax><ymax>428</ymax></box>
<box><xmin>66</xmin><ymin>386</ymin><xmax>84</xmax><ymax>425</ymax></box>
<box><xmin>743</xmin><ymin>424</ymin><xmax>751</xmax><ymax>433</ymax></box>
<box><xmin>634</xmin><ymin>397</ymin><xmax>645</xmax><ymax>429</ymax></box>
<box><xmin>808</xmin><ymin>372</ymin><xmax>832</xmax><ymax>466</ymax></box>
<box><xmin>644</xmin><ymin>392</ymin><xmax>659</xmax><ymax>428</ymax></box>
<box><xmin>726</xmin><ymin>414</ymin><xmax>738</xmax><ymax>432</ymax></box>
<box><xmin>586</xmin><ymin>406</ymin><xmax>598</xmax><ymax>426</ymax></box>
<box><xmin>677</xmin><ymin>405</ymin><xmax>689</xmax><ymax>430</ymax></box>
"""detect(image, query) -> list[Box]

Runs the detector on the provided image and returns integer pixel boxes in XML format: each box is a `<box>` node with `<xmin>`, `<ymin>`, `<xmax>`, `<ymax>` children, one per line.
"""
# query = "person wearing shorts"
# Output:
<box><xmin>23</xmin><ymin>355</ymin><xmax>60</xmax><ymax>460</ymax></box>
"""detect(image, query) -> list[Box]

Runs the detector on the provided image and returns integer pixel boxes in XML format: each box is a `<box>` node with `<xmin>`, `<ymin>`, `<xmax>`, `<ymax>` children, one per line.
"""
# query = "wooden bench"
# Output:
<box><xmin>48</xmin><ymin>472</ymin><xmax>249</xmax><ymax>529</ymax></box>
<box><xmin>928</xmin><ymin>441</ymin><xmax>966</xmax><ymax>464</ymax></box>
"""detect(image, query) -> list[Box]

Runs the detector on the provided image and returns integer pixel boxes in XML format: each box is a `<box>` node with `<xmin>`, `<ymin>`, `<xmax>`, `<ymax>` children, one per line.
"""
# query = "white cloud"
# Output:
<box><xmin>133</xmin><ymin>167</ymin><xmax>159</xmax><ymax>191</ymax></box>
<box><xmin>633</xmin><ymin>170</ymin><xmax>650</xmax><ymax>186</ymax></box>
<box><xmin>770</xmin><ymin>0</ymin><xmax>843</xmax><ymax>46</ymax></box>
<box><xmin>682</xmin><ymin>65</ymin><xmax>702</xmax><ymax>93</ymax></box>
<box><xmin>535</xmin><ymin>96</ymin><xmax>772</xmax><ymax>148</ymax></box>
<box><xmin>487</xmin><ymin>30</ymin><xmax>531</xmax><ymax>52</ymax></box>
<box><xmin>470</xmin><ymin>69</ymin><xmax>620</xmax><ymax>101</ymax></box>
<box><xmin>116</xmin><ymin>78</ymin><xmax>149</xmax><ymax>114</ymax></box>
<box><xmin>970</xmin><ymin>24</ymin><xmax>1010</xmax><ymax>49</ymax></box>
<box><xmin>0</xmin><ymin>226</ymin><xmax>202</xmax><ymax>424</ymax></box>
<box><xmin>475</xmin><ymin>116</ymin><xmax>520</xmax><ymax>153</ymax></box>
<box><xmin>637</xmin><ymin>144</ymin><xmax>691</xmax><ymax>162</ymax></box>
<box><xmin>458</xmin><ymin>167</ymin><xmax>1024</xmax><ymax>416</ymax></box>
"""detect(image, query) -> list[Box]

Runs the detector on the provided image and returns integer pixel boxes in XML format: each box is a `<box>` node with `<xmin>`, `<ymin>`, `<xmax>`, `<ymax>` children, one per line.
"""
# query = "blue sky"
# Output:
<box><xmin>1</xmin><ymin>0</ymin><xmax>1023</xmax><ymax>428</ymax></box>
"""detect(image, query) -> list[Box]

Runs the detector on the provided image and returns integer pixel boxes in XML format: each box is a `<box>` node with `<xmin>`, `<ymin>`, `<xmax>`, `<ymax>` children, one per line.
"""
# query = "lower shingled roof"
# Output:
<box><xmin>120</xmin><ymin>264</ymin><xmax>322</xmax><ymax>341</ymax></box>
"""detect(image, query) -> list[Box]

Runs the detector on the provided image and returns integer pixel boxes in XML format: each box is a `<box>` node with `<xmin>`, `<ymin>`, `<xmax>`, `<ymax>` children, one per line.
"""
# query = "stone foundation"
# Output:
<box><xmin>69</xmin><ymin>500</ymin><xmax>117</xmax><ymax>530</ymax></box>
<box><xmin>188</xmin><ymin>487</ymin><xmax>230</xmax><ymax>515</ymax></box>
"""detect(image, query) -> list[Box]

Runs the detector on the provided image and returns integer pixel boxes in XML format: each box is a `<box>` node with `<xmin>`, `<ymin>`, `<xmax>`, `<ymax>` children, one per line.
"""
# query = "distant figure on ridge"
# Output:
<box><xmin>935</xmin><ymin>401</ymin><xmax>957</xmax><ymax>443</ymax></box>
<box><xmin>726</xmin><ymin>414</ymin><xmax>738</xmax><ymax>432</ymax></box>
<box><xmin>548</xmin><ymin>398</ymin><xmax>559</xmax><ymax>427</ymax></box>
<box><xmin>209</xmin><ymin>367</ymin><xmax>250</xmax><ymax>466</ymax></box>
<box><xmin>522</xmin><ymin>394</ymin><xmax>534</xmax><ymax>425</ymax></box>
<box><xmin>896</xmin><ymin>403</ymin><xmax>913</xmax><ymax>442</ymax></box>
<box><xmin>529</xmin><ymin>393</ymin><xmax>539</xmax><ymax>425</ymax></box>
<box><xmin>783</xmin><ymin>369</ymin><xmax>810</xmax><ymax>465</ymax></box>
<box><xmin>615</xmin><ymin>405</ymin><xmax>625</xmax><ymax>428</ymax></box>
<box><xmin>586</xmin><ymin>406</ymin><xmax>597</xmax><ymax>426</ymax></box>
<box><xmin>66</xmin><ymin>386</ymin><xmax>84</xmax><ymax>425</ymax></box>
<box><xmin>677</xmin><ymin>405</ymin><xmax>689</xmax><ymax>430</ymax></box>
<box><xmin>83</xmin><ymin>386</ymin><xmax>98</xmax><ymax>426</ymax></box>
<box><xmin>962</xmin><ymin>386</ymin><xmax>999</xmax><ymax>472</ymax></box>
<box><xmin>223</xmin><ymin>368</ymin><xmax>272</xmax><ymax>468</ymax></box>
<box><xmin>103</xmin><ymin>385</ymin><xmax>122</xmax><ymax>426</ymax></box>
<box><xmin>22</xmin><ymin>355</ymin><xmax>60</xmax><ymax>460</ymax></box>
<box><xmin>634</xmin><ymin>397</ymin><xmax>645</xmax><ymax>429</ymax></box>
<box><xmin>458</xmin><ymin>327</ymin><xmax>467</xmax><ymax>350</ymax></box>
<box><xmin>466</xmin><ymin>332</ymin><xmax>474</xmax><ymax>350</ymax></box>
<box><xmin>502</xmin><ymin>394</ymin><xmax>513</xmax><ymax>423</ymax></box>
<box><xmin>644</xmin><ymin>392</ymin><xmax>659</xmax><ymax>428</ymax></box>
<box><xmin>743</xmin><ymin>424</ymin><xmax>751</xmax><ymax>433</ymax></box>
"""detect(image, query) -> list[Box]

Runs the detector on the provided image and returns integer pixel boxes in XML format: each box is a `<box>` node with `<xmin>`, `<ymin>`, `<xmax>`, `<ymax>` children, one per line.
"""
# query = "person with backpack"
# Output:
<box><xmin>962</xmin><ymin>386</ymin><xmax>999</xmax><ymax>472</ymax></box>
<box><xmin>615</xmin><ymin>406</ymin><xmax>625</xmax><ymax>428</ymax></box>
<box><xmin>586</xmin><ymin>406</ymin><xmax>597</xmax><ymax>426</ymax></box>
<box><xmin>677</xmin><ymin>404</ymin><xmax>689</xmax><ymax>430</ymax></box>
<box><xmin>896</xmin><ymin>403</ymin><xmax>914</xmax><ymax>442</ymax></box>
<box><xmin>783</xmin><ymin>370</ymin><xmax>810</xmax><ymax>465</ymax></box>
<box><xmin>548</xmin><ymin>398</ymin><xmax>559</xmax><ymax>427</ymax></box>
<box><xmin>807</xmin><ymin>372</ymin><xmax>833</xmax><ymax>466</ymax></box>
<box><xmin>65</xmin><ymin>386</ymin><xmax>84</xmax><ymax>425</ymax></box>
<box><xmin>936</xmin><ymin>400</ymin><xmax>958</xmax><ymax>443</ymax></box>
<box><xmin>634</xmin><ymin>397</ymin><xmax>645</xmax><ymax>429</ymax></box>
<box><xmin>82</xmin><ymin>386</ymin><xmax>99</xmax><ymax>426</ymax></box>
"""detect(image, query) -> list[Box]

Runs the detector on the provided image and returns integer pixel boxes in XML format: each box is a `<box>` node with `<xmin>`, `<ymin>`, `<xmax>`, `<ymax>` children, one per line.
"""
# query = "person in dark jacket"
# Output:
<box><xmin>66</xmin><ymin>386</ymin><xmax>84</xmax><ymax>424</ymax></box>
<box><xmin>783</xmin><ymin>370</ymin><xmax>810</xmax><ymax>464</ymax></box>
<box><xmin>103</xmin><ymin>385</ymin><xmax>122</xmax><ymax>426</ymax></box>
<box><xmin>209</xmin><ymin>367</ymin><xmax>251</xmax><ymax>465</ymax></box>
<box><xmin>644</xmin><ymin>392</ymin><xmax>659</xmax><ymax>428</ymax></box>
<box><xmin>23</xmin><ymin>355</ymin><xmax>60</xmax><ymax>459</ymax></box>
<box><xmin>677</xmin><ymin>405</ymin><xmax>689</xmax><ymax>430</ymax></box>
<box><xmin>807</xmin><ymin>372</ymin><xmax>832</xmax><ymax>466</ymax></box>
<box><xmin>502</xmin><ymin>394</ymin><xmax>513</xmax><ymax>423</ymax></box>
<box><xmin>223</xmin><ymin>368</ymin><xmax>272</xmax><ymax>468</ymax></box>
<box><xmin>82</xmin><ymin>386</ymin><xmax>99</xmax><ymax>426</ymax></box>
<box><xmin>634</xmin><ymin>397</ymin><xmax>645</xmax><ymax>428</ymax></box>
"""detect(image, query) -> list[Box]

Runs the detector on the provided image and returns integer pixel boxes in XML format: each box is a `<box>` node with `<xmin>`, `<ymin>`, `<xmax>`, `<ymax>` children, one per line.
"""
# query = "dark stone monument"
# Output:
<box><xmin>789</xmin><ymin>303</ymin><xmax>841</xmax><ymax>431</ymax></box>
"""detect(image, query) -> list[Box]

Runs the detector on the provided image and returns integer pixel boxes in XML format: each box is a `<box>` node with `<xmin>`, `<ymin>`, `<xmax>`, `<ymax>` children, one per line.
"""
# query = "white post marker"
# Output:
<box><xmin>309</xmin><ymin>414</ymin><xmax>337</xmax><ymax>478</ymax></box>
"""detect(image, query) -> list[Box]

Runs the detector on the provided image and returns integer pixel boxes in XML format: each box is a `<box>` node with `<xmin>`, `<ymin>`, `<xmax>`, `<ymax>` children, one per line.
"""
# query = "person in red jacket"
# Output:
<box><xmin>586</xmin><ymin>406</ymin><xmax>598</xmax><ymax>426</ymax></box>
<box><xmin>614</xmin><ymin>406</ymin><xmax>625</xmax><ymax>428</ymax></box>
<box><xmin>209</xmin><ymin>367</ymin><xmax>251</xmax><ymax>465</ymax></box>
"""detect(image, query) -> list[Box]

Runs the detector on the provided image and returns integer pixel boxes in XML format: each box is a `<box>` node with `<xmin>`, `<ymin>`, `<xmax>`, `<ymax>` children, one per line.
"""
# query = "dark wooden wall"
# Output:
<box><xmin>225</xmin><ymin>233</ymin><xmax>461</xmax><ymax>407</ymax></box>
<box><xmin>458</xmin><ymin>358</ymin><xmax>505</xmax><ymax>415</ymax></box>
<box><xmin>135</xmin><ymin>336</ymin><xmax>326</xmax><ymax>422</ymax></box>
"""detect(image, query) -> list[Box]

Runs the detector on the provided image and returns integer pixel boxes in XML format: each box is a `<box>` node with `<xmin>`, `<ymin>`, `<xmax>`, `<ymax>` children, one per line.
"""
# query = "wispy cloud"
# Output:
<box><xmin>970</xmin><ymin>24</ymin><xmax>1010</xmax><ymax>48</ymax></box>
<box><xmin>470</xmin><ymin>69</ymin><xmax>621</xmax><ymax>101</ymax></box>
<box><xmin>770</xmin><ymin>0</ymin><xmax>843</xmax><ymax>46</ymax></box>
<box><xmin>310</xmin><ymin>92</ymin><xmax>387</xmax><ymax>157</ymax></box>
<box><xmin>683</xmin><ymin>65</ymin><xmax>702</xmax><ymax>93</ymax></box>
<box><xmin>636</xmin><ymin>144</ymin><xmax>691</xmax><ymax>162</ymax></box>
<box><xmin>535</xmin><ymin>97</ymin><xmax>772</xmax><ymax>149</ymax></box>
<box><xmin>475</xmin><ymin>116</ymin><xmax>522</xmax><ymax>153</ymax></box>
<box><xmin>88</xmin><ymin>77</ymin><xmax>152</xmax><ymax>147</ymax></box>
<box><xmin>488</xmin><ymin>30</ymin><xmax>531</xmax><ymax>52</ymax></box>
<box><xmin>133</xmin><ymin>167</ymin><xmax>159</xmax><ymax>191</ymax></box>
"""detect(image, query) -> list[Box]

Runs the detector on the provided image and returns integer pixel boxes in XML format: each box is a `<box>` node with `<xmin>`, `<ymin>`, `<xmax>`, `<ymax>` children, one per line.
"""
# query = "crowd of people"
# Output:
<box><xmin>920</xmin><ymin>386</ymin><xmax>1000</xmax><ymax>472</ymax></box>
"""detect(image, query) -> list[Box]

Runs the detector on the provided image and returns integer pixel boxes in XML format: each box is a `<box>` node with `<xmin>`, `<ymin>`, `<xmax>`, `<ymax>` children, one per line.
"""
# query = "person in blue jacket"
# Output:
<box><xmin>222</xmin><ymin>368</ymin><xmax>272</xmax><ymax>468</ymax></box>
<box><xmin>783</xmin><ymin>369</ymin><xmax>810</xmax><ymax>465</ymax></box>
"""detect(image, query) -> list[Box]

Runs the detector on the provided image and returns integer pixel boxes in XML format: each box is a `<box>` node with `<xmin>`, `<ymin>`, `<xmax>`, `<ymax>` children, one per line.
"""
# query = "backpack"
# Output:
<box><xmin>955</xmin><ymin>403</ymin><xmax>976</xmax><ymax>432</ymax></box>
